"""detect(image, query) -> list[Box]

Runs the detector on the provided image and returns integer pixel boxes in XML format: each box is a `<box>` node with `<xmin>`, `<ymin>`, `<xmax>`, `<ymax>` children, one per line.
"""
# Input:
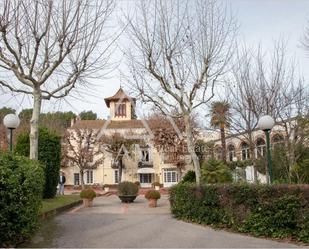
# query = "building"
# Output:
<box><xmin>62</xmin><ymin>88</ymin><xmax>193</xmax><ymax>188</ymax></box>
<box><xmin>0</xmin><ymin>124</ymin><xmax>8</xmax><ymax>151</ymax></box>
<box><xmin>203</xmin><ymin>126</ymin><xmax>287</xmax><ymax>183</ymax></box>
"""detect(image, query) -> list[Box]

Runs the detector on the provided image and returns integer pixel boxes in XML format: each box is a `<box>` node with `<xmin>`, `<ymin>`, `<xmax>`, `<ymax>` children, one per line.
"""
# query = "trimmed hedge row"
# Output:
<box><xmin>0</xmin><ymin>152</ymin><xmax>45</xmax><ymax>247</ymax></box>
<box><xmin>170</xmin><ymin>183</ymin><xmax>309</xmax><ymax>243</ymax></box>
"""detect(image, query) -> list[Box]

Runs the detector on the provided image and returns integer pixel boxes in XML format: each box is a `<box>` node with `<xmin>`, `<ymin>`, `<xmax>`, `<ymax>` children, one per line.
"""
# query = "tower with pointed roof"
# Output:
<box><xmin>104</xmin><ymin>88</ymin><xmax>136</xmax><ymax>121</ymax></box>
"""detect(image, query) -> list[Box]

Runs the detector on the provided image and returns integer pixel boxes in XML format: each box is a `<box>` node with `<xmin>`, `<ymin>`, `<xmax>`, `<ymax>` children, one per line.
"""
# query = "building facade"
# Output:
<box><xmin>61</xmin><ymin>88</ymin><xmax>193</xmax><ymax>188</ymax></box>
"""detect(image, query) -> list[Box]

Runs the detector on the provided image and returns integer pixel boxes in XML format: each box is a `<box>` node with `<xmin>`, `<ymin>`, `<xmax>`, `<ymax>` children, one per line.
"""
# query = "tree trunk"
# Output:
<box><xmin>220</xmin><ymin>124</ymin><xmax>227</xmax><ymax>163</ymax></box>
<box><xmin>80</xmin><ymin>170</ymin><xmax>85</xmax><ymax>189</ymax></box>
<box><xmin>184</xmin><ymin>114</ymin><xmax>201</xmax><ymax>185</ymax></box>
<box><xmin>30</xmin><ymin>88</ymin><xmax>42</xmax><ymax>160</ymax></box>
<box><xmin>119</xmin><ymin>158</ymin><xmax>123</xmax><ymax>183</ymax></box>
<box><xmin>248</xmin><ymin>133</ymin><xmax>258</xmax><ymax>183</ymax></box>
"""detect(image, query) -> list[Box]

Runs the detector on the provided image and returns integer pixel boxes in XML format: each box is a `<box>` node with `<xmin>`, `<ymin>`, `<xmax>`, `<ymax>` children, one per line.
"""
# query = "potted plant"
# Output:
<box><xmin>103</xmin><ymin>184</ymin><xmax>110</xmax><ymax>192</ymax></box>
<box><xmin>118</xmin><ymin>181</ymin><xmax>138</xmax><ymax>203</ymax></box>
<box><xmin>152</xmin><ymin>182</ymin><xmax>161</xmax><ymax>191</ymax></box>
<box><xmin>145</xmin><ymin>189</ymin><xmax>161</xmax><ymax>207</ymax></box>
<box><xmin>80</xmin><ymin>188</ymin><xmax>96</xmax><ymax>207</ymax></box>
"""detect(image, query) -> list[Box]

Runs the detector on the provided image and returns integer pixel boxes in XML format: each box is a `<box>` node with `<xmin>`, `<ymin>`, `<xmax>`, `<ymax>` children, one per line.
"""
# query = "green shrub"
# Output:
<box><xmin>134</xmin><ymin>181</ymin><xmax>140</xmax><ymax>186</ymax></box>
<box><xmin>0</xmin><ymin>152</ymin><xmax>44</xmax><ymax>247</ymax></box>
<box><xmin>15</xmin><ymin>127</ymin><xmax>61</xmax><ymax>198</ymax></box>
<box><xmin>80</xmin><ymin>188</ymin><xmax>96</xmax><ymax>200</ymax></box>
<box><xmin>145</xmin><ymin>190</ymin><xmax>161</xmax><ymax>200</ymax></box>
<box><xmin>118</xmin><ymin>181</ymin><xmax>138</xmax><ymax>196</ymax></box>
<box><xmin>170</xmin><ymin>183</ymin><xmax>309</xmax><ymax>242</ymax></box>
<box><xmin>182</xmin><ymin>170</ymin><xmax>196</xmax><ymax>183</ymax></box>
<box><xmin>201</xmin><ymin>158</ymin><xmax>232</xmax><ymax>184</ymax></box>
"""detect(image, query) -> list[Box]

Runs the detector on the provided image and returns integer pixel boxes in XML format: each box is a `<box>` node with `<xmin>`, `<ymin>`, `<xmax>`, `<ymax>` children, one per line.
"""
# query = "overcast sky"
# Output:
<box><xmin>1</xmin><ymin>0</ymin><xmax>309</xmax><ymax>119</ymax></box>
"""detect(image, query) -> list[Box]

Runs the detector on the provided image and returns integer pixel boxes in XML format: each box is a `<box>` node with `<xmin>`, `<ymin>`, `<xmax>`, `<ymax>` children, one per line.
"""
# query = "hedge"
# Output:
<box><xmin>15</xmin><ymin>127</ymin><xmax>61</xmax><ymax>198</ymax></box>
<box><xmin>170</xmin><ymin>183</ymin><xmax>309</xmax><ymax>243</ymax></box>
<box><xmin>0</xmin><ymin>152</ymin><xmax>45</xmax><ymax>247</ymax></box>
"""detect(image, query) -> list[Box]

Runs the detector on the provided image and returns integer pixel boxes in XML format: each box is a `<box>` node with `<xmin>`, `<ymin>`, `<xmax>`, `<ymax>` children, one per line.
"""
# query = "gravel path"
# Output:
<box><xmin>22</xmin><ymin>195</ymin><xmax>305</xmax><ymax>248</ymax></box>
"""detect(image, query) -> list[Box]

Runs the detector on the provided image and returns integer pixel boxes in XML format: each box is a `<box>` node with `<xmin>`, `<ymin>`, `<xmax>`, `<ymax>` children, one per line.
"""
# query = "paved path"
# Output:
<box><xmin>23</xmin><ymin>195</ymin><xmax>306</xmax><ymax>248</ymax></box>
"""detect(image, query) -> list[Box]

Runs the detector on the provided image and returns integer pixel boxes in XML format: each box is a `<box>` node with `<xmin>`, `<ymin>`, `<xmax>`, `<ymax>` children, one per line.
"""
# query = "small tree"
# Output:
<box><xmin>62</xmin><ymin>128</ymin><xmax>104</xmax><ymax>189</ymax></box>
<box><xmin>15</xmin><ymin>127</ymin><xmax>61</xmax><ymax>198</ymax></box>
<box><xmin>201</xmin><ymin>158</ymin><xmax>232</xmax><ymax>184</ymax></box>
<box><xmin>101</xmin><ymin>132</ymin><xmax>140</xmax><ymax>183</ymax></box>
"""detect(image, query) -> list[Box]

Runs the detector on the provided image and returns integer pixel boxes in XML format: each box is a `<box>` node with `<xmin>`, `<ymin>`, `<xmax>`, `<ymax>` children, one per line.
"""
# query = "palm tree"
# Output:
<box><xmin>210</xmin><ymin>101</ymin><xmax>231</xmax><ymax>162</ymax></box>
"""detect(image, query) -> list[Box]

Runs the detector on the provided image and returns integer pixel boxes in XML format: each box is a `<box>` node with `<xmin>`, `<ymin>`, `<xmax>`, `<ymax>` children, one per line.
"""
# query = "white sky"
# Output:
<box><xmin>1</xmin><ymin>0</ymin><xmax>309</xmax><ymax>119</ymax></box>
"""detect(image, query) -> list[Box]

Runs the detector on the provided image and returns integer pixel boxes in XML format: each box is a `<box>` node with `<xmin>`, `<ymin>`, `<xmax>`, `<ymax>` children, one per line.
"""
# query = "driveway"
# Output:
<box><xmin>23</xmin><ymin>195</ymin><xmax>305</xmax><ymax>248</ymax></box>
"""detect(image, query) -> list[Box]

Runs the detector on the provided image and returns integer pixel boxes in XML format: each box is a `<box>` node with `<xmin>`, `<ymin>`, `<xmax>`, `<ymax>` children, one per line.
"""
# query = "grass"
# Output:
<box><xmin>41</xmin><ymin>195</ymin><xmax>81</xmax><ymax>214</ymax></box>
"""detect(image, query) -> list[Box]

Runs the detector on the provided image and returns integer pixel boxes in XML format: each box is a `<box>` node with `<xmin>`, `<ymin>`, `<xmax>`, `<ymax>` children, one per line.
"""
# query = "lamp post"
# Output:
<box><xmin>3</xmin><ymin>114</ymin><xmax>20</xmax><ymax>152</ymax></box>
<box><xmin>257</xmin><ymin>115</ymin><xmax>275</xmax><ymax>184</ymax></box>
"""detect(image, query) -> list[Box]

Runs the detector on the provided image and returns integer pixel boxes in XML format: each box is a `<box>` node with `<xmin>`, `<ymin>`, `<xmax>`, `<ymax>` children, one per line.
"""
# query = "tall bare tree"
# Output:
<box><xmin>125</xmin><ymin>0</ymin><xmax>237</xmax><ymax>185</ymax></box>
<box><xmin>0</xmin><ymin>0</ymin><xmax>115</xmax><ymax>159</ymax></box>
<box><xmin>228</xmin><ymin>41</ymin><xmax>307</xmax><ymax>182</ymax></box>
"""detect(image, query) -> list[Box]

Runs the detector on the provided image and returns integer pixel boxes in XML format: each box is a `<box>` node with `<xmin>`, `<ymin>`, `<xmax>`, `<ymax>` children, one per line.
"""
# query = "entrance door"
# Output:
<box><xmin>139</xmin><ymin>173</ymin><xmax>152</xmax><ymax>188</ymax></box>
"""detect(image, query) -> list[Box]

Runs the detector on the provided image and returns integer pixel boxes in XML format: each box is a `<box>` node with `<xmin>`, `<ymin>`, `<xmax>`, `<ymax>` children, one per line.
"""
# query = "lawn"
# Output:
<box><xmin>41</xmin><ymin>195</ymin><xmax>81</xmax><ymax>214</ymax></box>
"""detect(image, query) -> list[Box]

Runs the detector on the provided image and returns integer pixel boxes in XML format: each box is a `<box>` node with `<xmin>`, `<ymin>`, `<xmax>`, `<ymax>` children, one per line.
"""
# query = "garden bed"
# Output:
<box><xmin>40</xmin><ymin>195</ymin><xmax>82</xmax><ymax>219</ymax></box>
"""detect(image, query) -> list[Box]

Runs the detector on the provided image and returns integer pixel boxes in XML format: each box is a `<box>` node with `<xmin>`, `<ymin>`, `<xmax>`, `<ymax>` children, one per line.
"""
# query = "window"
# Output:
<box><xmin>74</xmin><ymin>173</ymin><xmax>80</xmax><ymax>185</ymax></box>
<box><xmin>256</xmin><ymin>138</ymin><xmax>266</xmax><ymax>157</ymax></box>
<box><xmin>227</xmin><ymin>144</ymin><xmax>236</xmax><ymax>162</ymax></box>
<box><xmin>115</xmin><ymin>103</ymin><xmax>126</xmax><ymax>117</ymax></box>
<box><xmin>272</xmin><ymin>134</ymin><xmax>284</xmax><ymax>144</ymax></box>
<box><xmin>141</xmin><ymin>149</ymin><xmax>150</xmax><ymax>162</ymax></box>
<box><xmin>241</xmin><ymin>142</ymin><xmax>250</xmax><ymax>160</ymax></box>
<box><xmin>140</xmin><ymin>173</ymin><xmax>152</xmax><ymax>183</ymax></box>
<box><xmin>163</xmin><ymin>169</ymin><xmax>178</xmax><ymax>183</ymax></box>
<box><xmin>86</xmin><ymin>170</ymin><xmax>93</xmax><ymax>184</ymax></box>
<box><xmin>114</xmin><ymin>170</ymin><xmax>119</xmax><ymax>183</ymax></box>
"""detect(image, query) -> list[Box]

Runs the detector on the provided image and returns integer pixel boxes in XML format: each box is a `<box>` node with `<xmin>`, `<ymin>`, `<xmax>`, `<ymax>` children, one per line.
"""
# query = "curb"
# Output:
<box><xmin>39</xmin><ymin>199</ymin><xmax>83</xmax><ymax>219</ymax></box>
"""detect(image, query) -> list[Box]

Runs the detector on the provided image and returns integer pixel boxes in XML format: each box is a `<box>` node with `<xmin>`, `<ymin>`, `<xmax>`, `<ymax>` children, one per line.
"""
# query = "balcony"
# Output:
<box><xmin>138</xmin><ymin>160</ymin><xmax>153</xmax><ymax>168</ymax></box>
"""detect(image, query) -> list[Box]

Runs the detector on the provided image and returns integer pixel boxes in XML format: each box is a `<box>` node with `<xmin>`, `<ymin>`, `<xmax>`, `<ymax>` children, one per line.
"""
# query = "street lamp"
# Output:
<box><xmin>258</xmin><ymin>115</ymin><xmax>275</xmax><ymax>184</ymax></box>
<box><xmin>3</xmin><ymin>114</ymin><xmax>20</xmax><ymax>152</ymax></box>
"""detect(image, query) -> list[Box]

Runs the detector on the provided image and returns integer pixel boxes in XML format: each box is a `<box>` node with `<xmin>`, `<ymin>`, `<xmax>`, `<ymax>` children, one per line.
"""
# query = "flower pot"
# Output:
<box><xmin>155</xmin><ymin>186</ymin><xmax>160</xmax><ymax>191</ymax></box>
<box><xmin>104</xmin><ymin>187</ymin><xmax>110</xmax><ymax>192</ymax></box>
<box><xmin>148</xmin><ymin>198</ymin><xmax>157</xmax><ymax>208</ymax></box>
<box><xmin>83</xmin><ymin>198</ymin><xmax>93</xmax><ymax>207</ymax></box>
<box><xmin>118</xmin><ymin>195</ymin><xmax>137</xmax><ymax>203</ymax></box>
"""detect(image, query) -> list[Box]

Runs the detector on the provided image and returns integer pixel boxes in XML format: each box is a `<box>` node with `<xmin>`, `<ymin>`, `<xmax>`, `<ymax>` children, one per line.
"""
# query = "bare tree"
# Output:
<box><xmin>228</xmin><ymin>41</ymin><xmax>307</xmax><ymax>182</ymax></box>
<box><xmin>0</xmin><ymin>0</ymin><xmax>115</xmax><ymax>159</ymax></box>
<box><xmin>62</xmin><ymin>128</ymin><xmax>104</xmax><ymax>189</ymax></box>
<box><xmin>124</xmin><ymin>0</ymin><xmax>237</xmax><ymax>185</ymax></box>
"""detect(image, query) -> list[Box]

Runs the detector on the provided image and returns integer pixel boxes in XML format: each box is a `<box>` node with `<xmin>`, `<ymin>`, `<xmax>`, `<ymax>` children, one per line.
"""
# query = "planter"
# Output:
<box><xmin>155</xmin><ymin>186</ymin><xmax>160</xmax><ymax>191</ymax></box>
<box><xmin>83</xmin><ymin>198</ymin><xmax>93</xmax><ymax>207</ymax></box>
<box><xmin>118</xmin><ymin>195</ymin><xmax>137</xmax><ymax>203</ymax></box>
<box><xmin>148</xmin><ymin>198</ymin><xmax>157</xmax><ymax>208</ymax></box>
<box><xmin>104</xmin><ymin>187</ymin><xmax>110</xmax><ymax>192</ymax></box>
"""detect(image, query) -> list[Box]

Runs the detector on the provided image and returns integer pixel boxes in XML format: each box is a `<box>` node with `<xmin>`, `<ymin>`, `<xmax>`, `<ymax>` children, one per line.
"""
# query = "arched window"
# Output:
<box><xmin>241</xmin><ymin>142</ymin><xmax>250</xmax><ymax>160</ymax></box>
<box><xmin>227</xmin><ymin>144</ymin><xmax>236</xmax><ymax>162</ymax></box>
<box><xmin>256</xmin><ymin>138</ymin><xmax>266</xmax><ymax>157</ymax></box>
<box><xmin>272</xmin><ymin>134</ymin><xmax>284</xmax><ymax>144</ymax></box>
<box><xmin>214</xmin><ymin>146</ymin><xmax>222</xmax><ymax>160</ymax></box>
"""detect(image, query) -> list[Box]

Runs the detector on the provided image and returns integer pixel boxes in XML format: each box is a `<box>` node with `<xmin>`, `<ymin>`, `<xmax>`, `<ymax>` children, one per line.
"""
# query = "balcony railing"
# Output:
<box><xmin>138</xmin><ymin>160</ymin><xmax>153</xmax><ymax>168</ymax></box>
